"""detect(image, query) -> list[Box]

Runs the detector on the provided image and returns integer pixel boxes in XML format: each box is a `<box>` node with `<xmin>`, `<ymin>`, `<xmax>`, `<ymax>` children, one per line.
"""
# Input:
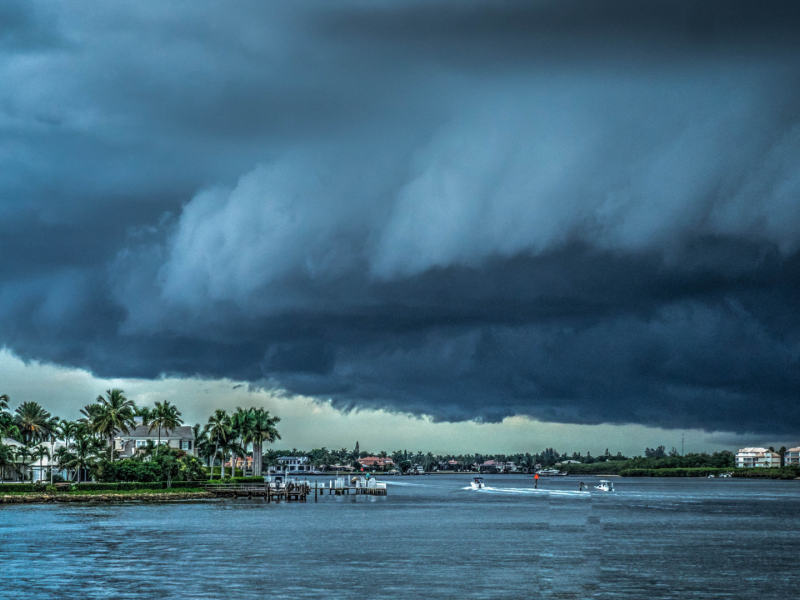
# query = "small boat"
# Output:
<box><xmin>595</xmin><ymin>480</ymin><xmax>614</xmax><ymax>492</ymax></box>
<box><xmin>719</xmin><ymin>472</ymin><xmax>733</xmax><ymax>478</ymax></box>
<box><xmin>707</xmin><ymin>474</ymin><xmax>716</xmax><ymax>478</ymax></box>
<box><xmin>471</xmin><ymin>477</ymin><xmax>485</xmax><ymax>490</ymax></box>
<box><xmin>537</xmin><ymin>469</ymin><xmax>561</xmax><ymax>476</ymax></box>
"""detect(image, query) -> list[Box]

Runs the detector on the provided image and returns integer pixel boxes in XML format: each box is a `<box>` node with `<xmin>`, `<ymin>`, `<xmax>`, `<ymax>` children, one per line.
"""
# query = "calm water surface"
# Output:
<box><xmin>1</xmin><ymin>475</ymin><xmax>798</xmax><ymax>599</ymax></box>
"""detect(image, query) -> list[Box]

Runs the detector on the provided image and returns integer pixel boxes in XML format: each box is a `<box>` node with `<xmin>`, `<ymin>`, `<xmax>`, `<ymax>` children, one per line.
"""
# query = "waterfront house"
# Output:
<box><xmin>784</xmin><ymin>447</ymin><xmax>800</xmax><ymax>466</ymax></box>
<box><xmin>113</xmin><ymin>418</ymin><xmax>195</xmax><ymax>457</ymax></box>
<box><xmin>357</xmin><ymin>456</ymin><xmax>395</xmax><ymax>470</ymax></box>
<box><xmin>276</xmin><ymin>456</ymin><xmax>311</xmax><ymax>473</ymax></box>
<box><xmin>1</xmin><ymin>438</ymin><xmax>69</xmax><ymax>483</ymax></box>
<box><xmin>735</xmin><ymin>447</ymin><xmax>781</xmax><ymax>468</ymax></box>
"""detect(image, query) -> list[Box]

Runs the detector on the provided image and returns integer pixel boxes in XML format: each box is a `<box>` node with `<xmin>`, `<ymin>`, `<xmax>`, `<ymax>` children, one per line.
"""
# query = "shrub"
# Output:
<box><xmin>117</xmin><ymin>482</ymin><xmax>165</xmax><ymax>491</ymax></box>
<box><xmin>169</xmin><ymin>481</ymin><xmax>205</xmax><ymax>489</ymax></box>
<box><xmin>205</xmin><ymin>467</ymin><xmax>243</xmax><ymax>478</ymax></box>
<box><xmin>0</xmin><ymin>483</ymin><xmax>37</xmax><ymax>493</ymax></box>
<box><xmin>231</xmin><ymin>477</ymin><xmax>265</xmax><ymax>484</ymax></box>
<box><xmin>74</xmin><ymin>483</ymin><xmax>121</xmax><ymax>491</ymax></box>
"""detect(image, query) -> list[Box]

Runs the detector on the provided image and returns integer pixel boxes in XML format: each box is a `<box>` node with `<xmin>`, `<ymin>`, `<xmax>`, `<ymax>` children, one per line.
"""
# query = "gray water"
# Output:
<box><xmin>1</xmin><ymin>475</ymin><xmax>799</xmax><ymax>599</ymax></box>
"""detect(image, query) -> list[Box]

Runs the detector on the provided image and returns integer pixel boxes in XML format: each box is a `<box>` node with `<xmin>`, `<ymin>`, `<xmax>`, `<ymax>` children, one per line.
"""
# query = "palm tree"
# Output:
<box><xmin>203</xmin><ymin>410</ymin><xmax>232</xmax><ymax>480</ymax></box>
<box><xmin>58</xmin><ymin>420</ymin><xmax>79</xmax><ymax>453</ymax></box>
<box><xmin>15</xmin><ymin>445</ymin><xmax>36</xmax><ymax>482</ymax></box>
<box><xmin>45</xmin><ymin>417</ymin><xmax>61</xmax><ymax>484</ymax></box>
<box><xmin>0</xmin><ymin>442</ymin><xmax>14</xmax><ymax>481</ymax></box>
<box><xmin>59</xmin><ymin>433</ymin><xmax>104</xmax><ymax>483</ymax></box>
<box><xmin>218</xmin><ymin>437</ymin><xmax>245</xmax><ymax>480</ymax></box>
<box><xmin>0</xmin><ymin>393</ymin><xmax>8</xmax><ymax>412</ymax></box>
<box><xmin>192</xmin><ymin>424</ymin><xmax>214</xmax><ymax>469</ymax></box>
<box><xmin>86</xmin><ymin>389</ymin><xmax>136</xmax><ymax>462</ymax></box>
<box><xmin>14</xmin><ymin>401</ymin><xmax>54</xmax><ymax>446</ymax></box>
<box><xmin>230</xmin><ymin>407</ymin><xmax>250</xmax><ymax>476</ymax></box>
<box><xmin>148</xmin><ymin>400</ymin><xmax>183</xmax><ymax>456</ymax></box>
<box><xmin>33</xmin><ymin>445</ymin><xmax>50</xmax><ymax>483</ymax></box>
<box><xmin>250</xmin><ymin>408</ymin><xmax>280</xmax><ymax>476</ymax></box>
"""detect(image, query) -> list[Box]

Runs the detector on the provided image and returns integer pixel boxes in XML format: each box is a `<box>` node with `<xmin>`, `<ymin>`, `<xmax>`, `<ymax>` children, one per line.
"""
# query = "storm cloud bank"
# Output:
<box><xmin>2</xmin><ymin>0</ymin><xmax>800</xmax><ymax>434</ymax></box>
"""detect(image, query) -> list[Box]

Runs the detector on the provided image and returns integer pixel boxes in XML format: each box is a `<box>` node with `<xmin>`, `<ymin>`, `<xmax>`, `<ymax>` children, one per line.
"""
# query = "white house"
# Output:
<box><xmin>735</xmin><ymin>447</ymin><xmax>781</xmax><ymax>468</ymax></box>
<box><xmin>784</xmin><ymin>447</ymin><xmax>800</xmax><ymax>466</ymax></box>
<box><xmin>113</xmin><ymin>419</ymin><xmax>195</xmax><ymax>458</ymax></box>
<box><xmin>1</xmin><ymin>438</ymin><xmax>68</xmax><ymax>483</ymax></box>
<box><xmin>275</xmin><ymin>456</ymin><xmax>311</xmax><ymax>473</ymax></box>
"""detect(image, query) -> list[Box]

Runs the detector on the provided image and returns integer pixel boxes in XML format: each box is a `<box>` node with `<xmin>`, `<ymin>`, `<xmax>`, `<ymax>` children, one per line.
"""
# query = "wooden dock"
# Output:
<box><xmin>202</xmin><ymin>477</ymin><xmax>387</xmax><ymax>502</ymax></box>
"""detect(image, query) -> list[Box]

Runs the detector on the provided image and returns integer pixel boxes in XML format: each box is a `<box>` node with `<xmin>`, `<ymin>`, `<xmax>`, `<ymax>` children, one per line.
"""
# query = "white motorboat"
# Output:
<box><xmin>471</xmin><ymin>477</ymin><xmax>485</xmax><ymax>490</ymax></box>
<box><xmin>595</xmin><ymin>480</ymin><xmax>614</xmax><ymax>492</ymax></box>
<box><xmin>719</xmin><ymin>472</ymin><xmax>733</xmax><ymax>478</ymax></box>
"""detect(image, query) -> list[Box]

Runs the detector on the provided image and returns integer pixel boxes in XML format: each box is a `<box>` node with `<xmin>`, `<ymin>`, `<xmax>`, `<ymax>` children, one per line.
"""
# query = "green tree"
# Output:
<box><xmin>15</xmin><ymin>445</ymin><xmax>36</xmax><ymax>482</ymax></box>
<box><xmin>58</xmin><ymin>432</ymin><xmax>104</xmax><ymax>483</ymax></box>
<box><xmin>203</xmin><ymin>410</ymin><xmax>232</xmax><ymax>480</ymax></box>
<box><xmin>0</xmin><ymin>442</ymin><xmax>14</xmax><ymax>481</ymax></box>
<box><xmin>14</xmin><ymin>401</ymin><xmax>55</xmax><ymax>445</ymax></box>
<box><xmin>250</xmin><ymin>408</ymin><xmax>280</xmax><ymax>476</ymax></box>
<box><xmin>148</xmin><ymin>400</ymin><xmax>183</xmax><ymax>456</ymax></box>
<box><xmin>86</xmin><ymin>389</ymin><xmax>136</xmax><ymax>462</ymax></box>
<box><xmin>33</xmin><ymin>445</ymin><xmax>50</xmax><ymax>483</ymax></box>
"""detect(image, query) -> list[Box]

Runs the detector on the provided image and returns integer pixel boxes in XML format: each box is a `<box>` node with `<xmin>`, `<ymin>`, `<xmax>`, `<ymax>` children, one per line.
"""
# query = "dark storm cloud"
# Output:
<box><xmin>2</xmin><ymin>1</ymin><xmax>800</xmax><ymax>435</ymax></box>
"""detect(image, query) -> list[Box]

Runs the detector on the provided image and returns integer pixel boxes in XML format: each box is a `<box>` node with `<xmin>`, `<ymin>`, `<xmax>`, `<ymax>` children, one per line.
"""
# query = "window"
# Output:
<box><xmin>136</xmin><ymin>440</ymin><xmax>148</xmax><ymax>448</ymax></box>
<box><xmin>180</xmin><ymin>440</ymin><xmax>192</xmax><ymax>451</ymax></box>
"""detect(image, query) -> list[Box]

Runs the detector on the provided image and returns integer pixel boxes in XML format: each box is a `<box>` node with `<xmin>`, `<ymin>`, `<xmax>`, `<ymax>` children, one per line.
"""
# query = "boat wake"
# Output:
<box><xmin>466</xmin><ymin>485</ymin><xmax>590</xmax><ymax>497</ymax></box>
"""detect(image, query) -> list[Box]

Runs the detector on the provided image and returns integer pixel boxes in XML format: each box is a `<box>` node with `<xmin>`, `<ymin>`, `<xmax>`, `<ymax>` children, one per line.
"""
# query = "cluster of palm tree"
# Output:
<box><xmin>0</xmin><ymin>394</ymin><xmax>60</xmax><ymax>482</ymax></box>
<box><xmin>2</xmin><ymin>390</ymin><xmax>283</xmax><ymax>483</ymax></box>
<box><xmin>0</xmin><ymin>389</ymin><xmax>193</xmax><ymax>483</ymax></box>
<box><xmin>195</xmin><ymin>407</ymin><xmax>280</xmax><ymax>479</ymax></box>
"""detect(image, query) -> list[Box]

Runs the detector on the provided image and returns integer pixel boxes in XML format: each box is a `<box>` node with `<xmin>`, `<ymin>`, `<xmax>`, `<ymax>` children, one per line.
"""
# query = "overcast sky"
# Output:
<box><xmin>2</xmin><ymin>1</ymin><xmax>800</xmax><ymax>454</ymax></box>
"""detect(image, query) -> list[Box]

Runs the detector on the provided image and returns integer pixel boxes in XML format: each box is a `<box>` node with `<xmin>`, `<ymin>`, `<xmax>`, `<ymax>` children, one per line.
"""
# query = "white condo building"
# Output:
<box><xmin>784</xmin><ymin>447</ymin><xmax>800</xmax><ymax>466</ymax></box>
<box><xmin>735</xmin><ymin>447</ymin><xmax>781</xmax><ymax>468</ymax></box>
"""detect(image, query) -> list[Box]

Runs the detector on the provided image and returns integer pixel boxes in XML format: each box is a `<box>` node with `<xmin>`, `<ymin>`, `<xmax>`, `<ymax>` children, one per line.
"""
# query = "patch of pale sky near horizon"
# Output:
<box><xmin>0</xmin><ymin>349</ymin><xmax>788</xmax><ymax>455</ymax></box>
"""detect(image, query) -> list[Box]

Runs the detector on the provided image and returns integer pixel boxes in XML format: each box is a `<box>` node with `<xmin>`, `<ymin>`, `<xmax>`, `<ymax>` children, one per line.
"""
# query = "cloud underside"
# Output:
<box><xmin>2</xmin><ymin>0</ymin><xmax>800</xmax><ymax>435</ymax></box>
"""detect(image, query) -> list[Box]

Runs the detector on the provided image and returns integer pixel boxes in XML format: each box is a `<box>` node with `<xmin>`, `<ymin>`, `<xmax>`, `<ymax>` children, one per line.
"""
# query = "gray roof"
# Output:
<box><xmin>115</xmin><ymin>425</ymin><xmax>193</xmax><ymax>440</ymax></box>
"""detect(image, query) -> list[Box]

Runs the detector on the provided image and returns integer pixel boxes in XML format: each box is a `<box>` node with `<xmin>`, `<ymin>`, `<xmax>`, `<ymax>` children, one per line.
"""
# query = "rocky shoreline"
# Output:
<box><xmin>0</xmin><ymin>492</ymin><xmax>215</xmax><ymax>504</ymax></box>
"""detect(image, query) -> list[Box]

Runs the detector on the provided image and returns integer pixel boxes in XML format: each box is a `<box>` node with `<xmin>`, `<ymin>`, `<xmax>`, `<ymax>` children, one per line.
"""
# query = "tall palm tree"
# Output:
<box><xmin>192</xmin><ymin>423</ymin><xmax>213</xmax><ymax>469</ymax></box>
<box><xmin>15</xmin><ymin>445</ymin><xmax>36</xmax><ymax>482</ymax></box>
<box><xmin>33</xmin><ymin>445</ymin><xmax>50</xmax><ymax>483</ymax></box>
<box><xmin>203</xmin><ymin>410</ymin><xmax>232</xmax><ymax>480</ymax></box>
<box><xmin>14</xmin><ymin>402</ymin><xmax>54</xmax><ymax>446</ymax></box>
<box><xmin>0</xmin><ymin>394</ymin><xmax>16</xmax><ymax>440</ymax></box>
<box><xmin>0</xmin><ymin>442</ymin><xmax>14</xmax><ymax>481</ymax></box>
<box><xmin>58</xmin><ymin>420</ymin><xmax>79</xmax><ymax>453</ymax></box>
<box><xmin>250</xmin><ymin>408</ymin><xmax>280</xmax><ymax>476</ymax></box>
<box><xmin>230</xmin><ymin>407</ymin><xmax>250</xmax><ymax>476</ymax></box>
<box><xmin>87</xmin><ymin>389</ymin><xmax>136</xmax><ymax>462</ymax></box>
<box><xmin>148</xmin><ymin>400</ymin><xmax>183</xmax><ymax>456</ymax></box>
<box><xmin>45</xmin><ymin>417</ymin><xmax>61</xmax><ymax>484</ymax></box>
<box><xmin>58</xmin><ymin>433</ymin><xmax>104</xmax><ymax>483</ymax></box>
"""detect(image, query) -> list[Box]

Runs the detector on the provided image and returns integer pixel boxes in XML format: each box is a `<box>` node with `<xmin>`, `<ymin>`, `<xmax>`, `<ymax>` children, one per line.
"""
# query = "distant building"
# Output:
<box><xmin>113</xmin><ymin>420</ymin><xmax>195</xmax><ymax>458</ymax></box>
<box><xmin>357</xmin><ymin>456</ymin><xmax>395</xmax><ymax>469</ymax></box>
<box><xmin>784</xmin><ymin>447</ymin><xmax>800</xmax><ymax>466</ymax></box>
<box><xmin>275</xmin><ymin>456</ymin><xmax>311</xmax><ymax>473</ymax></box>
<box><xmin>735</xmin><ymin>448</ymin><xmax>780</xmax><ymax>468</ymax></box>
